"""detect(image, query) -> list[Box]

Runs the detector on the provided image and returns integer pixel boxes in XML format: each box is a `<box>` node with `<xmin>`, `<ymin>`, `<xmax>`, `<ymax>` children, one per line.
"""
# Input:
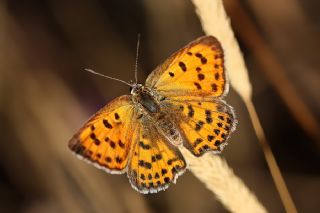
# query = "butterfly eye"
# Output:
<box><xmin>129</xmin><ymin>86</ymin><xmax>133</xmax><ymax>93</ymax></box>
<box><xmin>130</xmin><ymin>83</ymin><xmax>143</xmax><ymax>94</ymax></box>
<box><xmin>159</xmin><ymin>96</ymin><xmax>166</xmax><ymax>101</ymax></box>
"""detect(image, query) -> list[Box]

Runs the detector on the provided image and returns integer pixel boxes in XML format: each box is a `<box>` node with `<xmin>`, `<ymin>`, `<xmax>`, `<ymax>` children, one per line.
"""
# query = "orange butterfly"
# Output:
<box><xmin>69</xmin><ymin>36</ymin><xmax>237</xmax><ymax>193</ymax></box>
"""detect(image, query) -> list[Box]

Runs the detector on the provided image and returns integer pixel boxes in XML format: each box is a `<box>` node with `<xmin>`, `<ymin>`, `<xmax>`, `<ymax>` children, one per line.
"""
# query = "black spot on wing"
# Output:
<box><xmin>94</xmin><ymin>139</ymin><xmax>101</xmax><ymax>146</ymax></box>
<box><xmin>155</xmin><ymin>173</ymin><xmax>160</xmax><ymax>179</ymax></box>
<box><xmin>73</xmin><ymin>144</ymin><xmax>85</xmax><ymax>154</ymax></box>
<box><xmin>188</xmin><ymin>105</ymin><xmax>194</xmax><ymax>118</ymax></box>
<box><xmin>195</xmin><ymin>53</ymin><xmax>202</xmax><ymax>58</ymax></box>
<box><xmin>211</xmin><ymin>83</ymin><xmax>218</xmax><ymax>92</ymax></box>
<box><xmin>115</xmin><ymin>156</ymin><xmax>123</xmax><ymax>163</ymax></box>
<box><xmin>207</xmin><ymin>135</ymin><xmax>215</xmax><ymax>141</ymax></box>
<box><xmin>214</xmin><ymin>129</ymin><xmax>220</xmax><ymax>136</ymax></box>
<box><xmin>195</xmin><ymin>52</ymin><xmax>207</xmax><ymax>64</ymax></box>
<box><xmin>218</xmin><ymin>115</ymin><xmax>224</xmax><ymax>120</ymax></box>
<box><xmin>215</xmin><ymin>73</ymin><xmax>220</xmax><ymax>80</ymax></box>
<box><xmin>164</xmin><ymin>177</ymin><xmax>170</xmax><ymax>183</ymax></box>
<box><xmin>161</xmin><ymin>169</ymin><xmax>167</xmax><ymax>175</ymax></box>
<box><xmin>118</xmin><ymin>140</ymin><xmax>125</xmax><ymax>148</ymax></box>
<box><xmin>105</xmin><ymin>156</ymin><xmax>112</xmax><ymax>163</ymax></box>
<box><xmin>140</xmin><ymin>174</ymin><xmax>145</xmax><ymax>180</ymax></box>
<box><xmin>138</xmin><ymin>160</ymin><xmax>152</xmax><ymax>169</ymax></box>
<box><xmin>198</xmin><ymin>73</ymin><xmax>205</xmax><ymax>81</ymax></box>
<box><xmin>205</xmin><ymin>110</ymin><xmax>213</xmax><ymax>124</ymax></box>
<box><xmin>139</xmin><ymin>141</ymin><xmax>151</xmax><ymax>150</ymax></box>
<box><xmin>194</xmin><ymin>138</ymin><xmax>203</xmax><ymax>147</ymax></box>
<box><xmin>114</xmin><ymin>113</ymin><xmax>120</xmax><ymax>120</ymax></box>
<box><xmin>110</xmin><ymin>140</ymin><xmax>116</xmax><ymax>149</ymax></box>
<box><xmin>156</xmin><ymin>154</ymin><xmax>162</xmax><ymax>160</ymax></box>
<box><xmin>214</xmin><ymin>140</ymin><xmax>221</xmax><ymax>146</ymax></box>
<box><xmin>90</xmin><ymin>133</ymin><xmax>96</xmax><ymax>140</ymax></box>
<box><xmin>194</xmin><ymin>82</ymin><xmax>202</xmax><ymax>90</ymax></box>
<box><xmin>179</xmin><ymin>61</ymin><xmax>187</xmax><ymax>72</ymax></box>
<box><xmin>103</xmin><ymin>119</ymin><xmax>113</xmax><ymax>129</ymax></box>
<box><xmin>195</xmin><ymin>121</ymin><xmax>204</xmax><ymax>131</ymax></box>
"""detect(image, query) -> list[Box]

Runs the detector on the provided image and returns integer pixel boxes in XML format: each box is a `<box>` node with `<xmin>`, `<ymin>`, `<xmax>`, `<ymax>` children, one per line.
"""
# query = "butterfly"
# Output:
<box><xmin>69</xmin><ymin>36</ymin><xmax>237</xmax><ymax>194</ymax></box>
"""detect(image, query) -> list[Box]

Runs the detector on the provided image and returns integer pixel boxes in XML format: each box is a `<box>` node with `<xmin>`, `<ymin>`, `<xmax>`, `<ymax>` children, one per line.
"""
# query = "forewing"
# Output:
<box><xmin>127</xmin><ymin>120</ymin><xmax>186</xmax><ymax>194</ymax></box>
<box><xmin>69</xmin><ymin>95</ymin><xmax>136</xmax><ymax>174</ymax></box>
<box><xmin>146</xmin><ymin>36</ymin><xmax>226</xmax><ymax>98</ymax></box>
<box><xmin>166</xmin><ymin>97</ymin><xmax>236</xmax><ymax>156</ymax></box>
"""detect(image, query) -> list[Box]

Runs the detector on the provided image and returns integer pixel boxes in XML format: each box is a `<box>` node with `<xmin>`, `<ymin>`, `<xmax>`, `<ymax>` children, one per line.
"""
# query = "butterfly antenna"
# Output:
<box><xmin>84</xmin><ymin>68</ymin><xmax>132</xmax><ymax>87</ymax></box>
<box><xmin>134</xmin><ymin>33</ymin><xmax>141</xmax><ymax>83</ymax></box>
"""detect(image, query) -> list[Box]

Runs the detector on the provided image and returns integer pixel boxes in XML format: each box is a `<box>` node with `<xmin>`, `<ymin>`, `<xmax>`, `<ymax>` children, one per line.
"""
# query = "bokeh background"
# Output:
<box><xmin>0</xmin><ymin>0</ymin><xmax>319</xmax><ymax>212</ymax></box>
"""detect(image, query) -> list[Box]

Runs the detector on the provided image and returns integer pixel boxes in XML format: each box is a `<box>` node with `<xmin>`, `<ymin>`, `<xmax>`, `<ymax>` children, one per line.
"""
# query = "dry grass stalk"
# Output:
<box><xmin>244</xmin><ymin>99</ymin><xmax>297</xmax><ymax>213</ymax></box>
<box><xmin>190</xmin><ymin>0</ymin><xmax>297</xmax><ymax>212</ymax></box>
<box><xmin>180</xmin><ymin>148</ymin><xmax>267</xmax><ymax>213</ymax></box>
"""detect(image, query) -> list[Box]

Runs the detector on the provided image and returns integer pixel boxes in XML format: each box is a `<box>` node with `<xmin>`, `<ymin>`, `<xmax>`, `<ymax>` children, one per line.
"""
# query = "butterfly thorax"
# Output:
<box><xmin>131</xmin><ymin>84</ymin><xmax>183</xmax><ymax>146</ymax></box>
<box><xmin>131</xmin><ymin>84</ymin><xmax>160</xmax><ymax>113</ymax></box>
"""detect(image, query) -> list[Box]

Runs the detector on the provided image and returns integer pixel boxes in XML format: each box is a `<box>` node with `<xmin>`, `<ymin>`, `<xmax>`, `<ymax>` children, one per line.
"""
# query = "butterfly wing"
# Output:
<box><xmin>69</xmin><ymin>95</ymin><xmax>136</xmax><ymax>174</ymax></box>
<box><xmin>146</xmin><ymin>36</ymin><xmax>226</xmax><ymax>98</ymax></box>
<box><xmin>164</xmin><ymin>97</ymin><xmax>236</xmax><ymax>156</ymax></box>
<box><xmin>145</xmin><ymin>36</ymin><xmax>236</xmax><ymax>156</ymax></box>
<box><xmin>127</xmin><ymin>117</ymin><xmax>186</xmax><ymax>193</ymax></box>
<box><xmin>69</xmin><ymin>94</ymin><xmax>187</xmax><ymax>193</ymax></box>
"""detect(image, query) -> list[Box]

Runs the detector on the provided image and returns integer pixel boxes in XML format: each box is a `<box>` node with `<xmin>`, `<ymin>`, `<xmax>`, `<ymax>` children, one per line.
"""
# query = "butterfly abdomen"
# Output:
<box><xmin>155</xmin><ymin>116</ymin><xmax>183</xmax><ymax>146</ymax></box>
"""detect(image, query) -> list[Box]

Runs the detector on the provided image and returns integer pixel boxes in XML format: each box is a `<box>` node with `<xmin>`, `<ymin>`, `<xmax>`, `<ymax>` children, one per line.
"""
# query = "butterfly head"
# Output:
<box><xmin>130</xmin><ymin>83</ymin><xmax>144</xmax><ymax>95</ymax></box>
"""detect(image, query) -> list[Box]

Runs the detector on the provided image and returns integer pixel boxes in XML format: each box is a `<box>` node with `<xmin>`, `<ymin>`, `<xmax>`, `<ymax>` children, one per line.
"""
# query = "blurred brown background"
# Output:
<box><xmin>0</xmin><ymin>0</ymin><xmax>319</xmax><ymax>212</ymax></box>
